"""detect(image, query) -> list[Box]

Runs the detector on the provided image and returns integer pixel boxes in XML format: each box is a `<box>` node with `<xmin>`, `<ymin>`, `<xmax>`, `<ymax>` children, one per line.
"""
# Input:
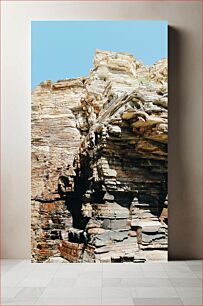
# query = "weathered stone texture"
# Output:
<box><xmin>31</xmin><ymin>49</ymin><xmax>168</xmax><ymax>262</ymax></box>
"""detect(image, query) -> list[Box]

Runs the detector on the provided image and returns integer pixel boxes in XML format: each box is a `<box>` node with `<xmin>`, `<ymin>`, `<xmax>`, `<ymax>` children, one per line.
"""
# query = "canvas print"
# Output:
<box><xmin>31</xmin><ymin>21</ymin><xmax>168</xmax><ymax>263</ymax></box>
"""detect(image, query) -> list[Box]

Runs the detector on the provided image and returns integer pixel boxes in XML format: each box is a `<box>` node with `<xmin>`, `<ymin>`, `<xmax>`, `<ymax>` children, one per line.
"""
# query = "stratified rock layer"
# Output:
<box><xmin>31</xmin><ymin>49</ymin><xmax>168</xmax><ymax>262</ymax></box>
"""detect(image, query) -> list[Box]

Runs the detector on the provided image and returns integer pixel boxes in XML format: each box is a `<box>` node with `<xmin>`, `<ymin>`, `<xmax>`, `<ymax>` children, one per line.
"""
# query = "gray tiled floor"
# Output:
<box><xmin>1</xmin><ymin>259</ymin><xmax>202</xmax><ymax>305</ymax></box>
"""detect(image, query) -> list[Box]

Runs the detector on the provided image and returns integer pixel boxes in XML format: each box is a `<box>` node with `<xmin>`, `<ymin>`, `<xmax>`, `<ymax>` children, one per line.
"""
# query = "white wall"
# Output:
<box><xmin>1</xmin><ymin>1</ymin><xmax>202</xmax><ymax>259</ymax></box>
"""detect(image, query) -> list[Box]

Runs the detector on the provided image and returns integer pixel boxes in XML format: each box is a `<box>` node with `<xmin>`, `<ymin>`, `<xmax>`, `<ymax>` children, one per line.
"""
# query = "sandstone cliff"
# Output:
<box><xmin>31</xmin><ymin>49</ymin><xmax>168</xmax><ymax>263</ymax></box>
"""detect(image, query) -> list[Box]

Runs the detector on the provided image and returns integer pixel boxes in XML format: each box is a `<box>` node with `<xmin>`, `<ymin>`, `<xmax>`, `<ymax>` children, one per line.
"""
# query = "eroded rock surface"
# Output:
<box><xmin>31</xmin><ymin>49</ymin><xmax>168</xmax><ymax>262</ymax></box>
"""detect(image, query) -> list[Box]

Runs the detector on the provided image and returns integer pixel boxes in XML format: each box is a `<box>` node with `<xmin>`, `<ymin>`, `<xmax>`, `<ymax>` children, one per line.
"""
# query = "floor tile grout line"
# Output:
<box><xmin>164</xmin><ymin>265</ymin><xmax>200</xmax><ymax>278</ymax></box>
<box><xmin>2</xmin><ymin>261</ymin><xmax>41</xmax><ymax>291</ymax></box>
<box><xmin>33</xmin><ymin>263</ymin><xmax>60</xmax><ymax>305</ymax></box>
<box><xmin>1</xmin><ymin>260</ymin><xmax>202</xmax><ymax>306</ymax></box>
<box><xmin>101</xmin><ymin>263</ymin><xmax>103</xmax><ymax>305</ymax></box>
<box><xmin>166</xmin><ymin>271</ymin><xmax>202</xmax><ymax>305</ymax></box>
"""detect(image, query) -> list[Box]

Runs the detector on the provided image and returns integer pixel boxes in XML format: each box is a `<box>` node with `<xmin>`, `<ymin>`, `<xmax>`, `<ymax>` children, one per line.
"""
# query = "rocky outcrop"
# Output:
<box><xmin>31</xmin><ymin>49</ymin><xmax>168</xmax><ymax>262</ymax></box>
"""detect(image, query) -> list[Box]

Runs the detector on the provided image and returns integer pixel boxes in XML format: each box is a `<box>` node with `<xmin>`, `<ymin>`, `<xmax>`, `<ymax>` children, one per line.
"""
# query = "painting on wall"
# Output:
<box><xmin>31</xmin><ymin>21</ymin><xmax>168</xmax><ymax>263</ymax></box>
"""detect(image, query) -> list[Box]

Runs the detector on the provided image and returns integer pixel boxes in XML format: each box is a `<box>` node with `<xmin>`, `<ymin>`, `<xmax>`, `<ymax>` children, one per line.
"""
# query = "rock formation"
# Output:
<box><xmin>31</xmin><ymin>49</ymin><xmax>168</xmax><ymax>263</ymax></box>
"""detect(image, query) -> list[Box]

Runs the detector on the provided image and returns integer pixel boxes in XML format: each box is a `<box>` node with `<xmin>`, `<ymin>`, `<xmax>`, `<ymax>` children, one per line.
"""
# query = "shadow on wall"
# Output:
<box><xmin>168</xmin><ymin>26</ymin><xmax>202</xmax><ymax>260</ymax></box>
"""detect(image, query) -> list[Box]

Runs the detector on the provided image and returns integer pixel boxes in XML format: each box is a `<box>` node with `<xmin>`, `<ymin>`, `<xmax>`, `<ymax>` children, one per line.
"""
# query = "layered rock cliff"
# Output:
<box><xmin>31</xmin><ymin>49</ymin><xmax>168</xmax><ymax>263</ymax></box>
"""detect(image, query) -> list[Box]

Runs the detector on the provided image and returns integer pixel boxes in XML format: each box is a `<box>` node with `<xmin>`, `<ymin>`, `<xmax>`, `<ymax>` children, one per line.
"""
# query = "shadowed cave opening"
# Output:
<box><xmin>58</xmin><ymin>156</ymin><xmax>91</xmax><ymax>231</ymax></box>
<box><xmin>58</xmin><ymin>148</ymin><xmax>167</xmax><ymax>248</ymax></box>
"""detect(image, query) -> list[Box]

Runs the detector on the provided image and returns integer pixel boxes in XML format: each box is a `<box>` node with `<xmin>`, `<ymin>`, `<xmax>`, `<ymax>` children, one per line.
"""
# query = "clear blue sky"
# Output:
<box><xmin>31</xmin><ymin>21</ymin><xmax>167</xmax><ymax>89</ymax></box>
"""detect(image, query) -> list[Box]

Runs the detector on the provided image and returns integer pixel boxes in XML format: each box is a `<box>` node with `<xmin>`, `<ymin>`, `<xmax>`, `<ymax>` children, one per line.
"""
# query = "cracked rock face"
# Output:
<box><xmin>31</xmin><ymin>49</ymin><xmax>168</xmax><ymax>263</ymax></box>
